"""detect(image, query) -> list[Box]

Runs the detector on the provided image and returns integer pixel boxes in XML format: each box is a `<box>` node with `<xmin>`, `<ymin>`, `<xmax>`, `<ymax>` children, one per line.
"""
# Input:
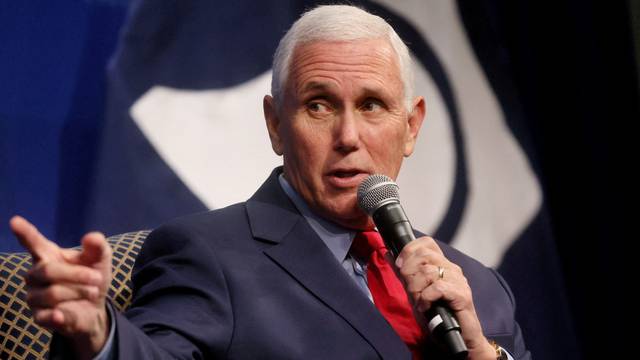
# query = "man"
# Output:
<box><xmin>11</xmin><ymin>5</ymin><xmax>530</xmax><ymax>359</ymax></box>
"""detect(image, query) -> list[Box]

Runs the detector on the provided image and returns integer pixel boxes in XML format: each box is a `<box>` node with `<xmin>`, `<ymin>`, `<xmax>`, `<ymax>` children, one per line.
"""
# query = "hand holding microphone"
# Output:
<box><xmin>358</xmin><ymin>175</ymin><xmax>494</xmax><ymax>359</ymax></box>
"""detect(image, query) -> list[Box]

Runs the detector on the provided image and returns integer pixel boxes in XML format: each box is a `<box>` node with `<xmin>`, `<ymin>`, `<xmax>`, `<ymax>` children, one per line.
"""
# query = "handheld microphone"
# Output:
<box><xmin>357</xmin><ymin>174</ymin><xmax>468</xmax><ymax>359</ymax></box>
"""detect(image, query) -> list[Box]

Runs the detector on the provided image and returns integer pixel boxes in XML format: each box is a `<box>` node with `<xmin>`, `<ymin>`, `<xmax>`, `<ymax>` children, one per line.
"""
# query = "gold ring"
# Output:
<box><xmin>438</xmin><ymin>266</ymin><xmax>445</xmax><ymax>280</ymax></box>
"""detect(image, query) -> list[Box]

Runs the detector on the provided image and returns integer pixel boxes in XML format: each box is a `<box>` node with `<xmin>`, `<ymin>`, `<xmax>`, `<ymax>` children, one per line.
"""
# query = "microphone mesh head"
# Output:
<box><xmin>357</xmin><ymin>174</ymin><xmax>400</xmax><ymax>215</ymax></box>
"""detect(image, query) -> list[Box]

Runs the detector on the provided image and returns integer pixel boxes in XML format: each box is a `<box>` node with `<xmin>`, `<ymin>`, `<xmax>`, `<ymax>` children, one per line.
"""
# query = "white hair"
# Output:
<box><xmin>271</xmin><ymin>5</ymin><xmax>415</xmax><ymax>110</ymax></box>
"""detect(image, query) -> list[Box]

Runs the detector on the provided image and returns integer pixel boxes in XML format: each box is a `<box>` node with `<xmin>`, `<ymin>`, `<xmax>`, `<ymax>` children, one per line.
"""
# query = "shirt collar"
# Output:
<box><xmin>278</xmin><ymin>174</ymin><xmax>355</xmax><ymax>262</ymax></box>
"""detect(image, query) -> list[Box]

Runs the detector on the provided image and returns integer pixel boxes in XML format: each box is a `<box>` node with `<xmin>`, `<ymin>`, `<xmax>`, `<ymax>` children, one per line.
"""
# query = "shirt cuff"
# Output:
<box><xmin>91</xmin><ymin>301</ymin><xmax>116</xmax><ymax>360</ymax></box>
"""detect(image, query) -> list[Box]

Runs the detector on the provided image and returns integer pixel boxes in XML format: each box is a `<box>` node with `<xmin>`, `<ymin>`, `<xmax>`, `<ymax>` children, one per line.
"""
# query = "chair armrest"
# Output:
<box><xmin>0</xmin><ymin>230</ymin><xmax>149</xmax><ymax>359</ymax></box>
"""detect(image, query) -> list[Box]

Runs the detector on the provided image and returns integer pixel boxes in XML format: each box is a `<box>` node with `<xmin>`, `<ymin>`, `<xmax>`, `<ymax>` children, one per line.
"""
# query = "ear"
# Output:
<box><xmin>403</xmin><ymin>96</ymin><xmax>426</xmax><ymax>157</ymax></box>
<box><xmin>263</xmin><ymin>95</ymin><xmax>284</xmax><ymax>156</ymax></box>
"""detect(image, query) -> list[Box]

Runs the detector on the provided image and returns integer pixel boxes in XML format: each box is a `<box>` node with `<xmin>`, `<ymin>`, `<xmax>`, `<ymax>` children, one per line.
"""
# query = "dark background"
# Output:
<box><xmin>461</xmin><ymin>2</ymin><xmax>636</xmax><ymax>358</ymax></box>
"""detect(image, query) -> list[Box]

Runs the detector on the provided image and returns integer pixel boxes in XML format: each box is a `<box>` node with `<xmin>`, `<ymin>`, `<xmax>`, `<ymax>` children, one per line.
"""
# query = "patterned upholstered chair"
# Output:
<box><xmin>0</xmin><ymin>230</ymin><xmax>149</xmax><ymax>359</ymax></box>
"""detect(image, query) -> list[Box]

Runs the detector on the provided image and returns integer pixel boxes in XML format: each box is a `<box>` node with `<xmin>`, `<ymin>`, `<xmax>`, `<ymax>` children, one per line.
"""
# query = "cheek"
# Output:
<box><xmin>285</xmin><ymin>126</ymin><xmax>328</xmax><ymax>173</ymax></box>
<box><xmin>368</xmin><ymin>126</ymin><xmax>407</xmax><ymax>173</ymax></box>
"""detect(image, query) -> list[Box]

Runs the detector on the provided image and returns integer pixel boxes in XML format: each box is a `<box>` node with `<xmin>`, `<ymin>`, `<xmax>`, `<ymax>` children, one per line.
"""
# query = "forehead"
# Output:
<box><xmin>287</xmin><ymin>39</ymin><xmax>402</xmax><ymax>94</ymax></box>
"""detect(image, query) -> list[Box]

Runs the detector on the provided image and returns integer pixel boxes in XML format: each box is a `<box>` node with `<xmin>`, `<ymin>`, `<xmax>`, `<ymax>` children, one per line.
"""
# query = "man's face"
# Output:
<box><xmin>264</xmin><ymin>38</ymin><xmax>424</xmax><ymax>229</ymax></box>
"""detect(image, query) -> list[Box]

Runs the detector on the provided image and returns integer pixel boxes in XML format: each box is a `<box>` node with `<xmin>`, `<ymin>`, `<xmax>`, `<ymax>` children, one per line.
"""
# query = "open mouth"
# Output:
<box><xmin>333</xmin><ymin>170</ymin><xmax>361</xmax><ymax>178</ymax></box>
<box><xmin>326</xmin><ymin>169</ymin><xmax>369</xmax><ymax>187</ymax></box>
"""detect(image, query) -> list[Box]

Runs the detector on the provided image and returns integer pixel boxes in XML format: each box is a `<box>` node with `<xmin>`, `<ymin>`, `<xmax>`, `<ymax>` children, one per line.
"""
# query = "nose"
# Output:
<box><xmin>333</xmin><ymin>110</ymin><xmax>360</xmax><ymax>153</ymax></box>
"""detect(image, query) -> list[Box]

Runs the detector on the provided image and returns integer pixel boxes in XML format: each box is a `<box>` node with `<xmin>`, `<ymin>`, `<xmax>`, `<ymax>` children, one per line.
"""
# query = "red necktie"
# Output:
<box><xmin>351</xmin><ymin>231</ymin><xmax>424</xmax><ymax>358</ymax></box>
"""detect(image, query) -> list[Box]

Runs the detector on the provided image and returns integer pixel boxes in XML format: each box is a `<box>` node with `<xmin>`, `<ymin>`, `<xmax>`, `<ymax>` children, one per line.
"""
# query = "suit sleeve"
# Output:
<box><xmin>490</xmin><ymin>269</ymin><xmax>532</xmax><ymax>360</ymax></box>
<box><xmin>111</xmin><ymin>222</ymin><xmax>234</xmax><ymax>358</ymax></box>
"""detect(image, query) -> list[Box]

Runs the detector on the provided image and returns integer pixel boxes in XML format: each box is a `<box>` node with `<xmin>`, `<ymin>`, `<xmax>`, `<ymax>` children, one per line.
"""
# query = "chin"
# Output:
<box><xmin>321</xmin><ymin>203</ymin><xmax>372</xmax><ymax>230</ymax></box>
<box><xmin>335</xmin><ymin>215</ymin><xmax>375</xmax><ymax>231</ymax></box>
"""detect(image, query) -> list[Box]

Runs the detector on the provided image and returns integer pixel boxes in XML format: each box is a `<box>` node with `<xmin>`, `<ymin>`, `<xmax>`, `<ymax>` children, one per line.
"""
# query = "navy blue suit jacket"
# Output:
<box><xmin>105</xmin><ymin>168</ymin><xmax>530</xmax><ymax>359</ymax></box>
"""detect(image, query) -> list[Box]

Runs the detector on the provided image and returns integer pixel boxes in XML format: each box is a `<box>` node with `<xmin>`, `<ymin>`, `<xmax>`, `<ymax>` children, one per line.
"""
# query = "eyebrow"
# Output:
<box><xmin>299</xmin><ymin>80</ymin><xmax>393</xmax><ymax>104</ymax></box>
<box><xmin>300</xmin><ymin>81</ymin><xmax>335</xmax><ymax>94</ymax></box>
<box><xmin>301</xmin><ymin>81</ymin><xmax>385</xmax><ymax>95</ymax></box>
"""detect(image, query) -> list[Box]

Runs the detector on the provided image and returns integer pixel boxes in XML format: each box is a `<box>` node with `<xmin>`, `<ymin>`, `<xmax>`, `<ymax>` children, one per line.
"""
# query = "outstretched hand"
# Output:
<box><xmin>10</xmin><ymin>216</ymin><xmax>112</xmax><ymax>360</ymax></box>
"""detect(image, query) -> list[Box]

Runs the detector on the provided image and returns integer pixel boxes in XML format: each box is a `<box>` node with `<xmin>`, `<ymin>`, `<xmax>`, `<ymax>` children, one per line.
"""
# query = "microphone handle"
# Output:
<box><xmin>373</xmin><ymin>203</ymin><xmax>468</xmax><ymax>359</ymax></box>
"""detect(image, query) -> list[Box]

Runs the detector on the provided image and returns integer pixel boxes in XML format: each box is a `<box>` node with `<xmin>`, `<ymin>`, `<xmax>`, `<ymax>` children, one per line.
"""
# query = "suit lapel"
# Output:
<box><xmin>245</xmin><ymin>169</ymin><xmax>411</xmax><ymax>359</ymax></box>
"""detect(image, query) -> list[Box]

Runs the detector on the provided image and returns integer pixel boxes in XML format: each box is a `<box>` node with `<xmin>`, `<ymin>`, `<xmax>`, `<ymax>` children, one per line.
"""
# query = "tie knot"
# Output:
<box><xmin>350</xmin><ymin>230</ymin><xmax>386</xmax><ymax>260</ymax></box>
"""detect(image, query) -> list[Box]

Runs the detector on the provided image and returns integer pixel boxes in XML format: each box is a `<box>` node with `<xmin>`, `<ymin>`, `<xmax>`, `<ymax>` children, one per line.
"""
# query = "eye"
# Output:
<box><xmin>360</xmin><ymin>99</ymin><xmax>384</xmax><ymax>112</ymax></box>
<box><xmin>307</xmin><ymin>101</ymin><xmax>331</xmax><ymax>114</ymax></box>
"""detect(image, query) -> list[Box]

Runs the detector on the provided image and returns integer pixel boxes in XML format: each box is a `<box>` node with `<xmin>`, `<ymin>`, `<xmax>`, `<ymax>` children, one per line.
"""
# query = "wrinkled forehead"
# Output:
<box><xmin>286</xmin><ymin>39</ymin><xmax>403</xmax><ymax>91</ymax></box>
<box><xmin>289</xmin><ymin>38</ymin><xmax>399</xmax><ymax>70</ymax></box>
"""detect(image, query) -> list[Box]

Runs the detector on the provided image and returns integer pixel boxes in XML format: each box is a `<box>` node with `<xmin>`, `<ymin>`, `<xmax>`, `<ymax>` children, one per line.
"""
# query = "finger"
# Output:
<box><xmin>9</xmin><ymin>216</ymin><xmax>58</xmax><ymax>262</ymax></box>
<box><xmin>415</xmin><ymin>280</ymin><xmax>453</xmax><ymax>312</ymax></box>
<box><xmin>416</xmin><ymin>279</ymin><xmax>470</xmax><ymax>313</ymax></box>
<box><xmin>405</xmin><ymin>264</ymin><xmax>466</xmax><ymax>295</ymax></box>
<box><xmin>397</xmin><ymin>248</ymin><xmax>444</xmax><ymax>276</ymax></box>
<box><xmin>61</xmin><ymin>233</ymin><xmax>109</xmax><ymax>267</ymax></box>
<box><xmin>27</xmin><ymin>284</ymin><xmax>100</xmax><ymax>308</ymax></box>
<box><xmin>78</xmin><ymin>232</ymin><xmax>109</xmax><ymax>266</ymax></box>
<box><xmin>404</xmin><ymin>263</ymin><xmax>440</xmax><ymax>293</ymax></box>
<box><xmin>407</xmin><ymin>236</ymin><xmax>443</xmax><ymax>254</ymax></box>
<box><xmin>55</xmin><ymin>302</ymin><xmax>83</xmax><ymax>336</ymax></box>
<box><xmin>395</xmin><ymin>236</ymin><xmax>443</xmax><ymax>268</ymax></box>
<box><xmin>26</xmin><ymin>261</ymin><xmax>103</xmax><ymax>287</ymax></box>
<box><xmin>32</xmin><ymin>308</ymin><xmax>66</xmax><ymax>330</ymax></box>
<box><xmin>60</xmin><ymin>247</ymin><xmax>82</xmax><ymax>263</ymax></box>
<box><xmin>32</xmin><ymin>301</ymin><xmax>107</xmax><ymax>338</ymax></box>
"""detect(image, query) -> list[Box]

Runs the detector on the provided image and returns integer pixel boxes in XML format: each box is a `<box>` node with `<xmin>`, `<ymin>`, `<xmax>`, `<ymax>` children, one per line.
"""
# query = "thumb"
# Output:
<box><xmin>78</xmin><ymin>232</ymin><xmax>111</xmax><ymax>268</ymax></box>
